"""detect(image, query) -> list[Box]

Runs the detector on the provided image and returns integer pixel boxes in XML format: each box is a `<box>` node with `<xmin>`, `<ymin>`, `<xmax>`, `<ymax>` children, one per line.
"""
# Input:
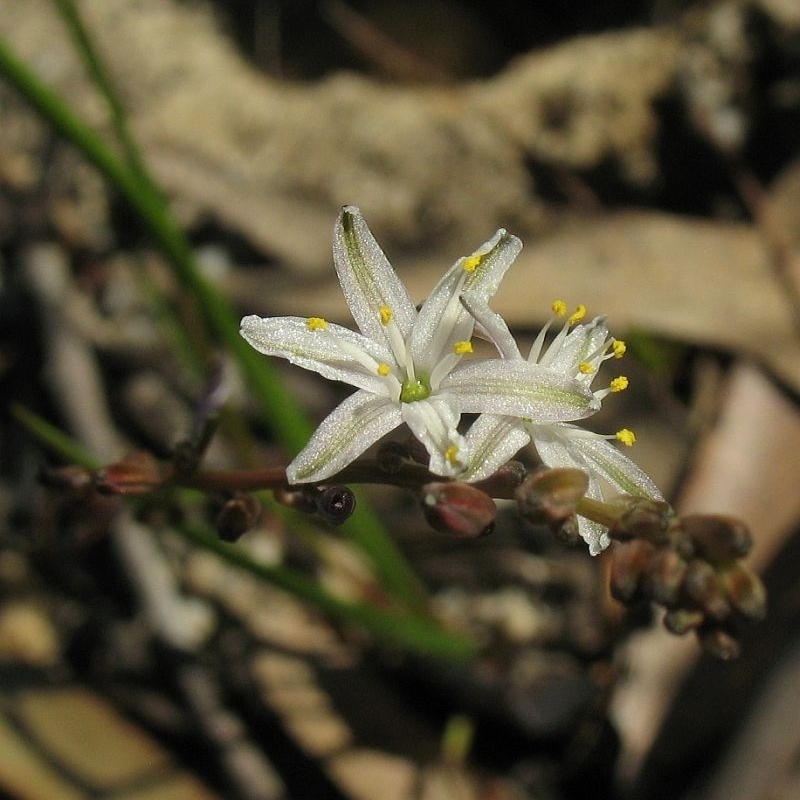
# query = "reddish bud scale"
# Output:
<box><xmin>94</xmin><ymin>452</ymin><xmax>169</xmax><ymax>495</ymax></box>
<box><xmin>421</xmin><ymin>482</ymin><xmax>497</xmax><ymax>538</ymax></box>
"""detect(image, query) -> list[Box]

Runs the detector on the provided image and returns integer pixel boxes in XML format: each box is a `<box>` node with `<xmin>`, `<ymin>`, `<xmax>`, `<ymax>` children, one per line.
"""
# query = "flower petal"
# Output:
<box><xmin>287</xmin><ymin>390</ymin><xmax>402</xmax><ymax>483</ymax></box>
<box><xmin>333</xmin><ymin>207</ymin><xmax>417</xmax><ymax>344</ymax></box>
<box><xmin>240</xmin><ymin>315</ymin><xmax>394</xmax><ymax>395</ymax></box>
<box><xmin>530</xmin><ymin>423</ymin><xmax>663</xmax><ymax>554</ymax></box>
<box><xmin>409</xmin><ymin>229</ymin><xmax>522</xmax><ymax>372</ymax></box>
<box><xmin>560</xmin><ymin>431</ymin><xmax>664</xmax><ymax>500</ymax></box>
<box><xmin>460</xmin><ymin>291</ymin><xmax>522</xmax><ymax>360</ymax></box>
<box><xmin>443</xmin><ymin>360</ymin><xmax>599</xmax><ymax>421</ymax></box>
<box><xmin>543</xmin><ymin>316</ymin><xmax>610</xmax><ymax>378</ymax></box>
<box><xmin>459</xmin><ymin>414</ymin><xmax>531</xmax><ymax>482</ymax></box>
<box><xmin>401</xmin><ymin>396</ymin><xmax>466</xmax><ymax>477</ymax></box>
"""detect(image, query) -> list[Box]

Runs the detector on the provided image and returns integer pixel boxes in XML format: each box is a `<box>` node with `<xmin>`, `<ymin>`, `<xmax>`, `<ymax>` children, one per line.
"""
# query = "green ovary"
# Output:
<box><xmin>400</xmin><ymin>377</ymin><xmax>431</xmax><ymax>403</ymax></box>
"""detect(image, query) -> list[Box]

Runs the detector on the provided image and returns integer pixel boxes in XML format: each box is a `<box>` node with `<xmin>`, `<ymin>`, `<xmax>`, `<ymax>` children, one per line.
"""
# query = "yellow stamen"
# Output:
<box><xmin>612</xmin><ymin>339</ymin><xmax>627</xmax><ymax>358</ymax></box>
<box><xmin>578</xmin><ymin>361</ymin><xmax>594</xmax><ymax>375</ymax></box>
<box><xmin>462</xmin><ymin>254</ymin><xmax>482</xmax><ymax>272</ymax></box>
<box><xmin>551</xmin><ymin>299</ymin><xmax>568</xmax><ymax>317</ymax></box>
<box><xmin>610</xmin><ymin>376</ymin><xmax>629</xmax><ymax>392</ymax></box>
<box><xmin>453</xmin><ymin>340</ymin><xmax>473</xmax><ymax>355</ymax></box>
<box><xmin>445</xmin><ymin>445</ymin><xmax>460</xmax><ymax>464</ymax></box>
<box><xmin>376</xmin><ymin>362</ymin><xmax>391</xmax><ymax>376</ymax></box>
<box><xmin>379</xmin><ymin>305</ymin><xmax>393</xmax><ymax>325</ymax></box>
<box><xmin>568</xmin><ymin>304</ymin><xmax>587</xmax><ymax>325</ymax></box>
<box><xmin>616</xmin><ymin>428</ymin><xmax>636</xmax><ymax>446</ymax></box>
<box><xmin>307</xmin><ymin>317</ymin><xmax>328</xmax><ymax>331</ymax></box>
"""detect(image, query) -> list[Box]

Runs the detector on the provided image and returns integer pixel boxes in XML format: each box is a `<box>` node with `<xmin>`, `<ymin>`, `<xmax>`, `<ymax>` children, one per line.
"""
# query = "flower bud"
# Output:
<box><xmin>681</xmin><ymin>515</ymin><xmax>752</xmax><ymax>564</ymax></box>
<box><xmin>421</xmin><ymin>482</ymin><xmax>496</xmax><ymax>538</ymax></box>
<box><xmin>718</xmin><ymin>564</ymin><xmax>767</xmax><ymax>620</ymax></box>
<box><xmin>610</xmin><ymin>540</ymin><xmax>654</xmax><ymax>603</ymax></box>
<box><xmin>683</xmin><ymin>559</ymin><xmax>730</xmax><ymax>620</ymax></box>
<box><xmin>515</xmin><ymin>468</ymin><xmax>588</xmax><ymax>530</ymax></box>
<box><xmin>314</xmin><ymin>486</ymin><xmax>356</xmax><ymax>526</ymax></box>
<box><xmin>214</xmin><ymin>493</ymin><xmax>262</xmax><ymax>542</ymax></box>
<box><xmin>648</xmin><ymin>547</ymin><xmax>688</xmax><ymax>606</ymax></box>
<box><xmin>609</xmin><ymin>497</ymin><xmax>674</xmax><ymax>543</ymax></box>
<box><xmin>94</xmin><ymin>451</ymin><xmax>168</xmax><ymax>495</ymax></box>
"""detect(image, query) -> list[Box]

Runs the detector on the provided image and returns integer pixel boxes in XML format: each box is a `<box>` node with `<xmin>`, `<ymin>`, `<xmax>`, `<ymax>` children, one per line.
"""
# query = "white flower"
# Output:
<box><xmin>462</xmin><ymin>295</ymin><xmax>664</xmax><ymax>555</ymax></box>
<box><xmin>241</xmin><ymin>207</ymin><xmax>599</xmax><ymax>483</ymax></box>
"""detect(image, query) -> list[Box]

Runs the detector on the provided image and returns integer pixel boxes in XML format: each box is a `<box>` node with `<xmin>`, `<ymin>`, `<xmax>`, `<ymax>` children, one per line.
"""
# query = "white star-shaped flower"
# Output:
<box><xmin>241</xmin><ymin>207</ymin><xmax>599</xmax><ymax>484</ymax></box>
<box><xmin>462</xmin><ymin>294</ymin><xmax>664</xmax><ymax>554</ymax></box>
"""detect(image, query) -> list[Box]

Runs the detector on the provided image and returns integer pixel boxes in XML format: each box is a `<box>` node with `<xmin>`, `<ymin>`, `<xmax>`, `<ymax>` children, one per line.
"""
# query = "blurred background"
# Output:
<box><xmin>0</xmin><ymin>1</ymin><xmax>799</xmax><ymax>799</ymax></box>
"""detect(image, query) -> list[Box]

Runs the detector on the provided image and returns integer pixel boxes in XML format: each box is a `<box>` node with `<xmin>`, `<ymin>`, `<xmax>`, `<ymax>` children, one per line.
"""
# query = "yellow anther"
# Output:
<box><xmin>612</xmin><ymin>339</ymin><xmax>627</xmax><ymax>358</ymax></box>
<box><xmin>376</xmin><ymin>362</ymin><xmax>391</xmax><ymax>376</ymax></box>
<box><xmin>462</xmin><ymin>254</ymin><xmax>482</xmax><ymax>272</ymax></box>
<box><xmin>551</xmin><ymin>299</ymin><xmax>568</xmax><ymax>317</ymax></box>
<box><xmin>379</xmin><ymin>305</ymin><xmax>393</xmax><ymax>325</ymax></box>
<box><xmin>445</xmin><ymin>445</ymin><xmax>460</xmax><ymax>464</ymax></box>
<box><xmin>568</xmin><ymin>304</ymin><xmax>587</xmax><ymax>325</ymax></box>
<box><xmin>453</xmin><ymin>340</ymin><xmax>473</xmax><ymax>355</ymax></box>
<box><xmin>307</xmin><ymin>317</ymin><xmax>328</xmax><ymax>331</ymax></box>
<box><xmin>578</xmin><ymin>361</ymin><xmax>594</xmax><ymax>375</ymax></box>
<box><xmin>610</xmin><ymin>376</ymin><xmax>629</xmax><ymax>393</ymax></box>
<box><xmin>616</xmin><ymin>428</ymin><xmax>636</xmax><ymax>446</ymax></box>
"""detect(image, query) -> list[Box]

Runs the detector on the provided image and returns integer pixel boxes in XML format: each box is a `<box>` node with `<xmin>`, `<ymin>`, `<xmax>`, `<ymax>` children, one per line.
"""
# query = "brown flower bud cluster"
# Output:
<box><xmin>608</xmin><ymin>501</ymin><xmax>766</xmax><ymax>659</ymax></box>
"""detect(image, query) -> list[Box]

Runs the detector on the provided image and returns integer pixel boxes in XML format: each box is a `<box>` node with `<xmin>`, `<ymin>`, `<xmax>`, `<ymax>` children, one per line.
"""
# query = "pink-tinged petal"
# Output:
<box><xmin>240</xmin><ymin>315</ymin><xmax>393</xmax><ymax>395</ymax></box>
<box><xmin>443</xmin><ymin>360</ymin><xmax>598</xmax><ymax>421</ymax></box>
<box><xmin>287</xmin><ymin>391</ymin><xmax>402</xmax><ymax>483</ymax></box>
<box><xmin>409</xmin><ymin>229</ymin><xmax>522</xmax><ymax>373</ymax></box>
<box><xmin>459</xmin><ymin>414</ymin><xmax>531</xmax><ymax>482</ymax></box>
<box><xmin>333</xmin><ymin>207</ymin><xmax>417</xmax><ymax>344</ymax></box>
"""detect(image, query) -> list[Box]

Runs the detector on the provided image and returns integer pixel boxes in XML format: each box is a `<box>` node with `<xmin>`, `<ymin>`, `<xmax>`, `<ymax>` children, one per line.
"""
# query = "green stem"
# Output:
<box><xmin>51</xmin><ymin>0</ymin><xmax>151</xmax><ymax>184</ymax></box>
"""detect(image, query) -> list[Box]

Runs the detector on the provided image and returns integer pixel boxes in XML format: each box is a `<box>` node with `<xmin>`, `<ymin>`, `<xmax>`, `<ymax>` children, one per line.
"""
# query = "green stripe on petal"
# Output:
<box><xmin>334</xmin><ymin>207</ymin><xmax>417</xmax><ymax>343</ymax></box>
<box><xmin>287</xmin><ymin>390</ymin><xmax>402</xmax><ymax>483</ymax></box>
<box><xmin>444</xmin><ymin>360</ymin><xmax>598</xmax><ymax>422</ymax></box>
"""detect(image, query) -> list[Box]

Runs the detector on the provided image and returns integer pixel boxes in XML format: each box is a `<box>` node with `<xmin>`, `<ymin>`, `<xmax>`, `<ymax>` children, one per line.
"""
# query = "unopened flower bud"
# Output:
<box><xmin>610</xmin><ymin>540</ymin><xmax>655</xmax><ymax>603</ymax></box>
<box><xmin>314</xmin><ymin>486</ymin><xmax>356</xmax><ymax>526</ymax></box>
<box><xmin>515</xmin><ymin>468</ymin><xmax>588</xmax><ymax>531</ymax></box>
<box><xmin>94</xmin><ymin>451</ymin><xmax>168</xmax><ymax>495</ymax></box>
<box><xmin>214</xmin><ymin>493</ymin><xmax>263</xmax><ymax>542</ymax></box>
<box><xmin>609</xmin><ymin>497</ymin><xmax>675</xmax><ymax>543</ymax></box>
<box><xmin>718</xmin><ymin>564</ymin><xmax>767</xmax><ymax>620</ymax></box>
<box><xmin>683</xmin><ymin>559</ymin><xmax>730</xmax><ymax>620</ymax></box>
<box><xmin>648</xmin><ymin>547</ymin><xmax>688</xmax><ymax>606</ymax></box>
<box><xmin>421</xmin><ymin>482</ymin><xmax>496</xmax><ymax>538</ymax></box>
<box><xmin>681</xmin><ymin>515</ymin><xmax>752</xmax><ymax>565</ymax></box>
<box><xmin>663</xmin><ymin>608</ymin><xmax>705</xmax><ymax>635</ymax></box>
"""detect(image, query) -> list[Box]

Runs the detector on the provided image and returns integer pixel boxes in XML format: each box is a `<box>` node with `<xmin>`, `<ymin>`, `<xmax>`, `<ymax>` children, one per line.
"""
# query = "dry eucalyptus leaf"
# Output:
<box><xmin>0</xmin><ymin>0</ymin><xmax>678</xmax><ymax>272</ymax></box>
